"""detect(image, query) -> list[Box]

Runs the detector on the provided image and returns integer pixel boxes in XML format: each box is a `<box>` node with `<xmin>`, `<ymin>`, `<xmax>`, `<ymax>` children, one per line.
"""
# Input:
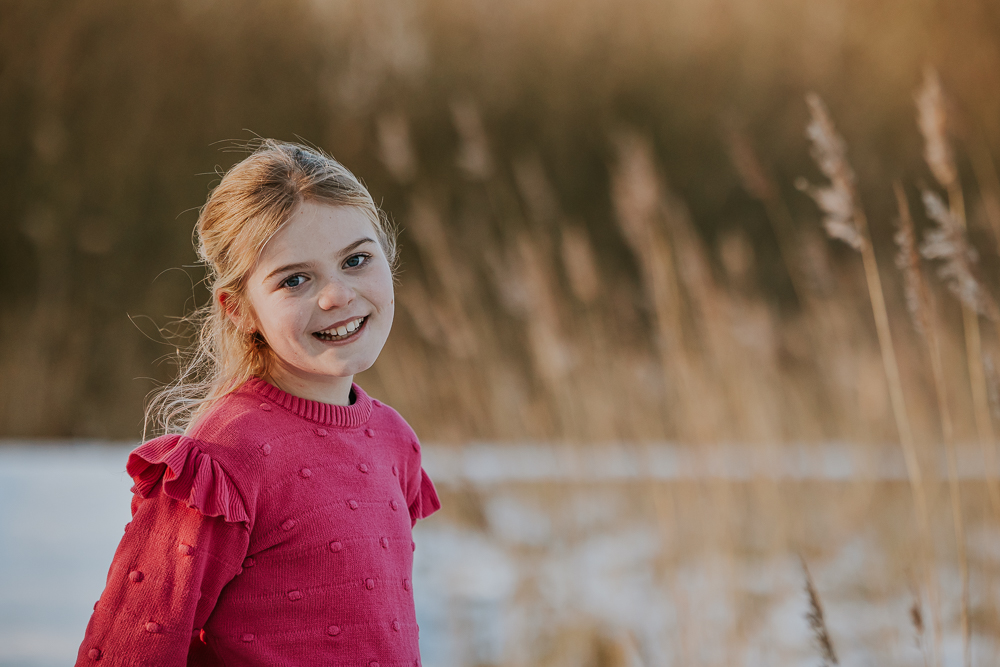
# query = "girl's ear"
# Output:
<box><xmin>219</xmin><ymin>292</ymin><xmax>256</xmax><ymax>333</ymax></box>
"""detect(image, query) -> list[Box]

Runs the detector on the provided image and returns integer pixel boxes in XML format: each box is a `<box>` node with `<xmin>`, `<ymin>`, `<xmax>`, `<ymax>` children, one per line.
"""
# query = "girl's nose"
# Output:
<box><xmin>317</xmin><ymin>278</ymin><xmax>355</xmax><ymax>311</ymax></box>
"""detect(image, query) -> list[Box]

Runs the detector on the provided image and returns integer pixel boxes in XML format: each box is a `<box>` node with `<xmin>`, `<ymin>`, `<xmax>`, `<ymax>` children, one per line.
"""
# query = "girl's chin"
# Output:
<box><xmin>310</xmin><ymin>355</ymin><xmax>377</xmax><ymax>379</ymax></box>
<box><xmin>273</xmin><ymin>354</ymin><xmax>371</xmax><ymax>380</ymax></box>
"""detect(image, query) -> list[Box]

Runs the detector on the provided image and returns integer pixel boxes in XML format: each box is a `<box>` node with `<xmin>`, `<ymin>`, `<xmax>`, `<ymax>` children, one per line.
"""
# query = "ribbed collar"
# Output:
<box><xmin>242</xmin><ymin>377</ymin><xmax>373</xmax><ymax>428</ymax></box>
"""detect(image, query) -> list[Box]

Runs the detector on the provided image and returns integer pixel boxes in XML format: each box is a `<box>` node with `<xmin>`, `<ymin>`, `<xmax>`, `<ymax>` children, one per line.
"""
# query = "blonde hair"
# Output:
<box><xmin>145</xmin><ymin>139</ymin><xmax>398</xmax><ymax>436</ymax></box>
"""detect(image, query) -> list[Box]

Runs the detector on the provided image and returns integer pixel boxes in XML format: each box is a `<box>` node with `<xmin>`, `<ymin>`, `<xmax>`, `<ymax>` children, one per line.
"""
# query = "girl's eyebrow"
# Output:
<box><xmin>264</xmin><ymin>262</ymin><xmax>311</xmax><ymax>283</ymax></box>
<box><xmin>340</xmin><ymin>237</ymin><xmax>376</xmax><ymax>255</ymax></box>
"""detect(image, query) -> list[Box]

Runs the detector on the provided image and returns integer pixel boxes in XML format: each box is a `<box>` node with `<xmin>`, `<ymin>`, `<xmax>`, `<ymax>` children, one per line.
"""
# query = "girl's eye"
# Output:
<box><xmin>281</xmin><ymin>275</ymin><xmax>306</xmax><ymax>289</ymax></box>
<box><xmin>344</xmin><ymin>253</ymin><xmax>370</xmax><ymax>269</ymax></box>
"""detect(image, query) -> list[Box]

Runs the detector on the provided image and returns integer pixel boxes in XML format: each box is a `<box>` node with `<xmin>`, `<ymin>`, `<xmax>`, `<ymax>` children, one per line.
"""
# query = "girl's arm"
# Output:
<box><xmin>76</xmin><ymin>482</ymin><xmax>249</xmax><ymax>666</ymax></box>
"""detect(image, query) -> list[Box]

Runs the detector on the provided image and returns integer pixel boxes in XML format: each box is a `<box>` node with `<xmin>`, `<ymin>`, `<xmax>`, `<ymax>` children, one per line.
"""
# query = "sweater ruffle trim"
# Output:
<box><xmin>127</xmin><ymin>434</ymin><xmax>251</xmax><ymax>529</ymax></box>
<box><xmin>408</xmin><ymin>468</ymin><xmax>441</xmax><ymax>526</ymax></box>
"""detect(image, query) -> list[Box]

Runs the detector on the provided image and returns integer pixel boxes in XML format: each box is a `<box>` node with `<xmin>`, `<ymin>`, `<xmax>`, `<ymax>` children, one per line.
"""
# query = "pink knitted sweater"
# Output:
<box><xmin>76</xmin><ymin>378</ymin><xmax>440</xmax><ymax>666</ymax></box>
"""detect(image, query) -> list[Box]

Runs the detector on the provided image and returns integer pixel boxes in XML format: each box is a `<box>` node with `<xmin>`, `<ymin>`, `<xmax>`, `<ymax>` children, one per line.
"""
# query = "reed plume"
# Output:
<box><xmin>375</xmin><ymin>110</ymin><xmax>418</xmax><ymax>183</ymax></box>
<box><xmin>920</xmin><ymin>189</ymin><xmax>1000</xmax><ymax>321</ymax></box>
<box><xmin>451</xmin><ymin>98</ymin><xmax>494</xmax><ymax>181</ymax></box>
<box><xmin>916</xmin><ymin>68</ymin><xmax>958</xmax><ymax>194</ymax></box>
<box><xmin>795</xmin><ymin>95</ymin><xmax>862</xmax><ymax>252</ymax></box>
<box><xmin>559</xmin><ymin>224</ymin><xmax>601</xmax><ymax>304</ymax></box>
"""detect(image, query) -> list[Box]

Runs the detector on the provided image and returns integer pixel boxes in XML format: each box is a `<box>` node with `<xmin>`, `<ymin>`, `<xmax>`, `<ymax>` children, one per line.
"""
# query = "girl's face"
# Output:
<box><xmin>237</xmin><ymin>201</ymin><xmax>394</xmax><ymax>405</ymax></box>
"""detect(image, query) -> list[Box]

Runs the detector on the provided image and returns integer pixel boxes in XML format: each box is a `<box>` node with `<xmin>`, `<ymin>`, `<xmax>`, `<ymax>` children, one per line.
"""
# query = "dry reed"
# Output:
<box><xmin>910</xmin><ymin>583</ymin><xmax>930</xmax><ymax>667</ymax></box>
<box><xmin>916</xmin><ymin>70</ymin><xmax>1000</xmax><ymax>533</ymax></box>
<box><xmin>801</xmin><ymin>556</ymin><xmax>839</xmax><ymax>667</ymax></box>
<box><xmin>375</xmin><ymin>109</ymin><xmax>418</xmax><ymax>184</ymax></box>
<box><xmin>967</xmin><ymin>138</ymin><xmax>1000</xmax><ymax>257</ymax></box>
<box><xmin>896</xmin><ymin>182</ymin><xmax>968</xmax><ymax>667</ymax></box>
<box><xmin>920</xmin><ymin>187</ymin><xmax>1000</xmax><ymax>523</ymax></box>
<box><xmin>798</xmin><ymin>92</ymin><xmax>948</xmax><ymax>665</ymax></box>
<box><xmin>724</xmin><ymin>119</ymin><xmax>812</xmax><ymax>306</ymax></box>
<box><xmin>610</xmin><ymin>131</ymin><xmax>705</xmax><ymax>442</ymax></box>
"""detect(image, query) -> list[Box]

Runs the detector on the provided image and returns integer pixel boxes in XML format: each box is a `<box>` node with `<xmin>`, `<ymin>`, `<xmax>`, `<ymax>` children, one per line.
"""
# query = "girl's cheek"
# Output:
<box><xmin>376</xmin><ymin>267</ymin><xmax>395</xmax><ymax>303</ymax></box>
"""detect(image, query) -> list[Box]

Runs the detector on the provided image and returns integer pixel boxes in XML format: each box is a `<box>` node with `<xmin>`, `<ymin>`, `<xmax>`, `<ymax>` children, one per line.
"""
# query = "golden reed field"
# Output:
<box><xmin>5</xmin><ymin>0</ymin><xmax>1000</xmax><ymax>663</ymax></box>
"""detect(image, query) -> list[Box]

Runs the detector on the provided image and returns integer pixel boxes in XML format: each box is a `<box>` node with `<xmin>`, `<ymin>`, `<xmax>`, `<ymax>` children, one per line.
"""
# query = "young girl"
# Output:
<box><xmin>76</xmin><ymin>140</ymin><xmax>440</xmax><ymax>666</ymax></box>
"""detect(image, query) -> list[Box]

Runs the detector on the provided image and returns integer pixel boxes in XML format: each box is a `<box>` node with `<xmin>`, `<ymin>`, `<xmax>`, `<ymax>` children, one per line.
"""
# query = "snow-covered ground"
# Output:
<box><xmin>1</xmin><ymin>442</ymin><xmax>995</xmax><ymax>666</ymax></box>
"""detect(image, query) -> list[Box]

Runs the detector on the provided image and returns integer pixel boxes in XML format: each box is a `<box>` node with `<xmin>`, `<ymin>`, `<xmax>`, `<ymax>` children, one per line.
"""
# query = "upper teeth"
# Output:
<box><xmin>331</xmin><ymin>317</ymin><xmax>363</xmax><ymax>336</ymax></box>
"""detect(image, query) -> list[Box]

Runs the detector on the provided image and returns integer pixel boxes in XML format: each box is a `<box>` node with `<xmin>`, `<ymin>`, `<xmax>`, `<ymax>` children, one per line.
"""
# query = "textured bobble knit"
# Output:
<box><xmin>76</xmin><ymin>378</ymin><xmax>440</xmax><ymax>666</ymax></box>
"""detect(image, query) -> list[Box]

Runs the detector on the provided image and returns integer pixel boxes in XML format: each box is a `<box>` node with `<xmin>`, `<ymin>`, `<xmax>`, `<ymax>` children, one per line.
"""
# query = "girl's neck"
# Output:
<box><xmin>264</xmin><ymin>367</ymin><xmax>355</xmax><ymax>406</ymax></box>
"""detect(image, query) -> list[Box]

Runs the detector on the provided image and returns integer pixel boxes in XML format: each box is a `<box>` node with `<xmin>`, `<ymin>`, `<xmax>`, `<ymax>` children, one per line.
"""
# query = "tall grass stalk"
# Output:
<box><xmin>726</xmin><ymin>122</ymin><xmax>854</xmax><ymax>439</ymax></box>
<box><xmin>910</xmin><ymin>583</ymin><xmax>931</xmax><ymax>667</ymax></box>
<box><xmin>611</xmin><ymin>131</ymin><xmax>710</xmax><ymax>444</ymax></box>
<box><xmin>895</xmin><ymin>182</ymin><xmax>969</xmax><ymax>667</ymax></box>
<box><xmin>967</xmin><ymin>137</ymin><xmax>1000</xmax><ymax>257</ymax></box>
<box><xmin>921</xmin><ymin>189</ymin><xmax>1000</xmax><ymax>529</ymax></box>
<box><xmin>916</xmin><ymin>69</ymin><xmax>1000</xmax><ymax>524</ymax></box>
<box><xmin>798</xmin><ymin>92</ymin><xmax>939</xmax><ymax>664</ymax></box>
<box><xmin>725</xmin><ymin>121</ymin><xmax>812</xmax><ymax>307</ymax></box>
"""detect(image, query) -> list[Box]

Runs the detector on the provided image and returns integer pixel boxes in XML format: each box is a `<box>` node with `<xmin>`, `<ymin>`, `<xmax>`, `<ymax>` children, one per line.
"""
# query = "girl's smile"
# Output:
<box><xmin>313</xmin><ymin>314</ymin><xmax>368</xmax><ymax>342</ymax></box>
<box><xmin>234</xmin><ymin>201</ymin><xmax>395</xmax><ymax>406</ymax></box>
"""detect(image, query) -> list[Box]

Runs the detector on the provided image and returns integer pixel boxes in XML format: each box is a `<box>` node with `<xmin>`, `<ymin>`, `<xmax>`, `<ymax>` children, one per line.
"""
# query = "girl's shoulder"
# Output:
<box><xmin>190</xmin><ymin>380</ymin><xmax>293</xmax><ymax>442</ymax></box>
<box><xmin>125</xmin><ymin>388</ymin><xmax>273</xmax><ymax>531</ymax></box>
<box><xmin>365</xmin><ymin>395</ymin><xmax>419</xmax><ymax>444</ymax></box>
<box><xmin>366</xmin><ymin>396</ymin><xmax>428</xmax><ymax>464</ymax></box>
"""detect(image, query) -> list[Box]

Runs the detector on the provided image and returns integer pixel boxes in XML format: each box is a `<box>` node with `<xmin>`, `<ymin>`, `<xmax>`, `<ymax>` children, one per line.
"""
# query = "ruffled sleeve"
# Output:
<box><xmin>407</xmin><ymin>468</ymin><xmax>441</xmax><ymax>527</ymax></box>
<box><xmin>127</xmin><ymin>434</ymin><xmax>251</xmax><ymax>530</ymax></box>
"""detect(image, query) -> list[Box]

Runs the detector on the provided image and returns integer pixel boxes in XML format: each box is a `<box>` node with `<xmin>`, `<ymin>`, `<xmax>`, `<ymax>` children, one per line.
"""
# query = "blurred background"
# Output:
<box><xmin>4</xmin><ymin>0</ymin><xmax>1000</xmax><ymax>664</ymax></box>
